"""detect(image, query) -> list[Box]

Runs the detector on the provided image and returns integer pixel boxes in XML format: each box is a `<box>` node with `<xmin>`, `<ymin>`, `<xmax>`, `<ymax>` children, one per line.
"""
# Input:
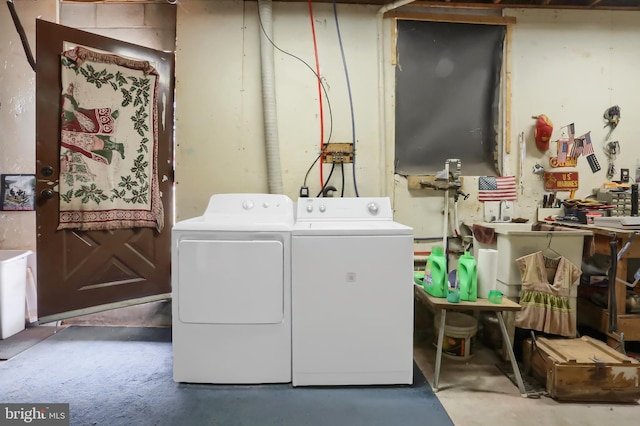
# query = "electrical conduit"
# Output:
<box><xmin>258</xmin><ymin>0</ymin><xmax>284</xmax><ymax>194</ymax></box>
<box><xmin>307</xmin><ymin>0</ymin><xmax>325</xmax><ymax>187</ymax></box>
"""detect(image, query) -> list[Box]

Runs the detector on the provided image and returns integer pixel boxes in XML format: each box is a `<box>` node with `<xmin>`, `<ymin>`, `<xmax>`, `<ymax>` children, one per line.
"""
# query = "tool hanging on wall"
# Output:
<box><xmin>604</xmin><ymin>140</ymin><xmax>620</xmax><ymax>180</ymax></box>
<box><xmin>532</xmin><ymin>163</ymin><xmax>545</xmax><ymax>175</ymax></box>
<box><xmin>604</xmin><ymin>105</ymin><xmax>621</xmax><ymax>130</ymax></box>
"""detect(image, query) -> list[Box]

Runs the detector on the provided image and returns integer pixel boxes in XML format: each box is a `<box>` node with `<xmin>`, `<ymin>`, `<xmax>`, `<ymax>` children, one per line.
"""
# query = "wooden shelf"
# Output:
<box><xmin>577</xmin><ymin>297</ymin><xmax>640</xmax><ymax>342</ymax></box>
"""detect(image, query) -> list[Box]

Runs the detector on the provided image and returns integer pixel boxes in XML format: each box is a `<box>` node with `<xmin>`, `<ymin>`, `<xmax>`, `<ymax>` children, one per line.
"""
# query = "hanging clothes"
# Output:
<box><xmin>515</xmin><ymin>251</ymin><xmax>581</xmax><ymax>337</ymax></box>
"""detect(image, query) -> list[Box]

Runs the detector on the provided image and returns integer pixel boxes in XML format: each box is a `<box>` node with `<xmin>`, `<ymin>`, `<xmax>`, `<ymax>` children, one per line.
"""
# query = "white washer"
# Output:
<box><xmin>292</xmin><ymin>197</ymin><xmax>414</xmax><ymax>386</ymax></box>
<box><xmin>172</xmin><ymin>193</ymin><xmax>294</xmax><ymax>384</ymax></box>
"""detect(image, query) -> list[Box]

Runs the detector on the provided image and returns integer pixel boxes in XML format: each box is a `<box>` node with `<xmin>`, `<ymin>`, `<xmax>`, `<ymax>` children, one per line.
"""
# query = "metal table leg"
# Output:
<box><xmin>496</xmin><ymin>311</ymin><xmax>528</xmax><ymax>397</ymax></box>
<box><xmin>433</xmin><ymin>308</ymin><xmax>446</xmax><ymax>392</ymax></box>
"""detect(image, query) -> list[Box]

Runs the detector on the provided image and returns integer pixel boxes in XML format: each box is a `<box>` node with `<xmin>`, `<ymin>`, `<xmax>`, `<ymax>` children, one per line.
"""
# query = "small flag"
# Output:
<box><xmin>557</xmin><ymin>139</ymin><xmax>569</xmax><ymax>163</ymax></box>
<box><xmin>568</xmin><ymin>123</ymin><xmax>575</xmax><ymax>144</ymax></box>
<box><xmin>582</xmin><ymin>131</ymin><xmax>594</xmax><ymax>156</ymax></box>
<box><xmin>478</xmin><ymin>176</ymin><xmax>517</xmax><ymax>202</ymax></box>
<box><xmin>569</xmin><ymin>137</ymin><xmax>583</xmax><ymax>158</ymax></box>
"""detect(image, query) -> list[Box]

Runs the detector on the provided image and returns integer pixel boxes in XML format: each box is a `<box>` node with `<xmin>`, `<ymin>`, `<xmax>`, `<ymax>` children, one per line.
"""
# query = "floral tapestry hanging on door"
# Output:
<box><xmin>58</xmin><ymin>46</ymin><xmax>163</xmax><ymax>232</ymax></box>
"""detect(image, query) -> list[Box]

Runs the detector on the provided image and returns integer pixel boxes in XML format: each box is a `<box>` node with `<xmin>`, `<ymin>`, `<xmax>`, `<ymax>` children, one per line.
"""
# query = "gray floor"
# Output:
<box><xmin>12</xmin><ymin>301</ymin><xmax>640</xmax><ymax>426</ymax></box>
<box><xmin>0</xmin><ymin>326</ymin><xmax>452</xmax><ymax>426</ymax></box>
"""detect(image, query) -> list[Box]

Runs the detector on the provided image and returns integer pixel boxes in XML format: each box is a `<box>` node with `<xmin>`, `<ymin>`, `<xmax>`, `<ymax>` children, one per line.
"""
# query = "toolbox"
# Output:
<box><xmin>523</xmin><ymin>336</ymin><xmax>640</xmax><ymax>402</ymax></box>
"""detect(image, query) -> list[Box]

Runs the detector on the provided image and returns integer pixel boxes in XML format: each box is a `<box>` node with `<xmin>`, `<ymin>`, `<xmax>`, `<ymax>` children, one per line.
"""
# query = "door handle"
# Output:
<box><xmin>40</xmin><ymin>189</ymin><xmax>55</xmax><ymax>200</ymax></box>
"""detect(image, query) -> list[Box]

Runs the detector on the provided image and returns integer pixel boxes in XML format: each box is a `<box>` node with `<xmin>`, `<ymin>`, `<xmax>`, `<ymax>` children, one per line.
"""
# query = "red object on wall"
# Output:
<box><xmin>533</xmin><ymin>114</ymin><xmax>554</xmax><ymax>151</ymax></box>
<box><xmin>544</xmin><ymin>171</ymin><xmax>579</xmax><ymax>191</ymax></box>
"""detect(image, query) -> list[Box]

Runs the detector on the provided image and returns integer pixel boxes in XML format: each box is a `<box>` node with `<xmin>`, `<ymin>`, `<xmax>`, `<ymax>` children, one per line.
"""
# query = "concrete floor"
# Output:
<box><xmin>62</xmin><ymin>300</ymin><xmax>640</xmax><ymax>426</ymax></box>
<box><xmin>413</xmin><ymin>334</ymin><xmax>640</xmax><ymax>426</ymax></box>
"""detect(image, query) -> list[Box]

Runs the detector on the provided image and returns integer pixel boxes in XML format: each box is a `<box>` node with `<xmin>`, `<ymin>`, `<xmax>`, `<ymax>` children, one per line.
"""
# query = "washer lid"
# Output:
<box><xmin>293</xmin><ymin>220</ymin><xmax>412</xmax><ymax>235</ymax></box>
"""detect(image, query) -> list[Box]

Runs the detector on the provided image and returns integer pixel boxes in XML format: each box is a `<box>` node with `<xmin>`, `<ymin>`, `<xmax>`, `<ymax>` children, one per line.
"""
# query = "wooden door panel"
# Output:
<box><xmin>35</xmin><ymin>19</ymin><xmax>174</xmax><ymax>321</ymax></box>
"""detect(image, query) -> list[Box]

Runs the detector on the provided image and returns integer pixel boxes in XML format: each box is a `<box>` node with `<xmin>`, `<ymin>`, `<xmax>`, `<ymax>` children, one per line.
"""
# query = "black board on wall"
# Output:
<box><xmin>394</xmin><ymin>20</ymin><xmax>506</xmax><ymax>176</ymax></box>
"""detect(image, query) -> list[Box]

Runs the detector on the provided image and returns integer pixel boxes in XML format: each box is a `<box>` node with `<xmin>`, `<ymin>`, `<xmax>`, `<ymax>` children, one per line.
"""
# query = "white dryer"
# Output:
<box><xmin>291</xmin><ymin>197</ymin><xmax>414</xmax><ymax>386</ymax></box>
<box><xmin>172</xmin><ymin>193</ymin><xmax>294</xmax><ymax>384</ymax></box>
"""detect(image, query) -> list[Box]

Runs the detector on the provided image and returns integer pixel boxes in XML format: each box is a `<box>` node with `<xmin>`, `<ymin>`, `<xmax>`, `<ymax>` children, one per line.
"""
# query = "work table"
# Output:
<box><xmin>541</xmin><ymin>220</ymin><xmax>640</xmax><ymax>349</ymax></box>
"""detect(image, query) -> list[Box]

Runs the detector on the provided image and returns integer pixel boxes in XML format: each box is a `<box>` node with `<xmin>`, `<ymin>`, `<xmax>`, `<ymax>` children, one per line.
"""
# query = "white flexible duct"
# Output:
<box><xmin>258</xmin><ymin>0</ymin><xmax>284</xmax><ymax>194</ymax></box>
<box><xmin>376</xmin><ymin>0</ymin><xmax>416</xmax><ymax>197</ymax></box>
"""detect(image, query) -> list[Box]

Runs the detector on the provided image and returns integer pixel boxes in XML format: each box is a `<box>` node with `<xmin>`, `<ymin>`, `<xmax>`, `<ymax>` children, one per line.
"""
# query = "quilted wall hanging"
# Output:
<box><xmin>58</xmin><ymin>46</ymin><xmax>163</xmax><ymax>232</ymax></box>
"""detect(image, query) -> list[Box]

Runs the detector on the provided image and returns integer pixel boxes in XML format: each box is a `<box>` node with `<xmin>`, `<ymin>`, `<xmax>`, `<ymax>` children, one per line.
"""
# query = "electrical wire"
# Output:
<box><xmin>332</xmin><ymin>0</ymin><xmax>359</xmax><ymax>197</ymax></box>
<box><xmin>340</xmin><ymin>162</ymin><xmax>345</xmax><ymax>197</ymax></box>
<box><xmin>303</xmin><ymin>151</ymin><xmax>323</xmax><ymax>187</ymax></box>
<box><xmin>307</xmin><ymin>0</ymin><xmax>326</xmax><ymax>187</ymax></box>
<box><xmin>256</xmin><ymin>5</ymin><xmax>334</xmax><ymax>191</ymax></box>
<box><xmin>316</xmin><ymin>162</ymin><xmax>336</xmax><ymax>197</ymax></box>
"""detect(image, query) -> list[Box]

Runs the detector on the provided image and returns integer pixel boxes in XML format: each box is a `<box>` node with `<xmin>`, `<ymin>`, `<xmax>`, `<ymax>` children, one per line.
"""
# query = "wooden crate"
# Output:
<box><xmin>523</xmin><ymin>336</ymin><xmax>640</xmax><ymax>402</ymax></box>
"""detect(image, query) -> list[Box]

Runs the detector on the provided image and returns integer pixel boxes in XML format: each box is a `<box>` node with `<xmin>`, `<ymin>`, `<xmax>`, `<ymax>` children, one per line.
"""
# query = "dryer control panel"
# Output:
<box><xmin>202</xmin><ymin>193</ymin><xmax>295</xmax><ymax>224</ymax></box>
<box><xmin>296</xmin><ymin>197</ymin><xmax>393</xmax><ymax>221</ymax></box>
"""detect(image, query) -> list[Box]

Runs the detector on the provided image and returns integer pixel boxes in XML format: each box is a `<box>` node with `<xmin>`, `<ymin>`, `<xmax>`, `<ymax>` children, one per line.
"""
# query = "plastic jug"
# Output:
<box><xmin>423</xmin><ymin>246</ymin><xmax>447</xmax><ymax>298</ymax></box>
<box><xmin>458</xmin><ymin>251</ymin><xmax>477</xmax><ymax>302</ymax></box>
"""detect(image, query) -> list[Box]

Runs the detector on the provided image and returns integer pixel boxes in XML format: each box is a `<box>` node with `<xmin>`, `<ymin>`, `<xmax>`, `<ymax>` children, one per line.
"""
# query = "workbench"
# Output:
<box><xmin>413</xmin><ymin>285</ymin><xmax>527</xmax><ymax>397</ymax></box>
<box><xmin>541</xmin><ymin>220</ymin><xmax>640</xmax><ymax>348</ymax></box>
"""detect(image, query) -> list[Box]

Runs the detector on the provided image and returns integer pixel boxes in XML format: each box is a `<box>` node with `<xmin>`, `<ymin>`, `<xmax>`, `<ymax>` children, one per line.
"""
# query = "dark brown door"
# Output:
<box><xmin>35</xmin><ymin>20</ymin><xmax>174</xmax><ymax>322</ymax></box>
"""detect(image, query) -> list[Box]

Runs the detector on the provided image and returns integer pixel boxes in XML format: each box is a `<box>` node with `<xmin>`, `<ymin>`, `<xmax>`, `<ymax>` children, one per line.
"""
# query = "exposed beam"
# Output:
<box><xmin>542</xmin><ymin>0</ymin><xmax>552</xmax><ymax>5</ymax></box>
<box><xmin>387</xmin><ymin>10</ymin><xmax>516</xmax><ymax>24</ymax></box>
<box><xmin>589</xmin><ymin>0</ymin><xmax>603</xmax><ymax>6</ymax></box>
<box><xmin>411</xmin><ymin>1</ymin><xmax>640</xmax><ymax>10</ymax></box>
<box><xmin>493</xmin><ymin>0</ymin><xmax>503</xmax><ymax>4</ymax></box>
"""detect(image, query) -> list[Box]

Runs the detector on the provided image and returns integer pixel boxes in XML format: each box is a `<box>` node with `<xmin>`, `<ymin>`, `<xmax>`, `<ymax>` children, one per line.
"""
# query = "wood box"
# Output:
<box><xmin>522</xmin><ymin>336</ymin><xmax>640</xmax><ymax>402</ymax></box>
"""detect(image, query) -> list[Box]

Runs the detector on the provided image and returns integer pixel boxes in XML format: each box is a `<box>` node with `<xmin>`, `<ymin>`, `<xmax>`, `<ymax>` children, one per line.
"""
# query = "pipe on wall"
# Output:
<box><xmin>258</xmin><ymin>0</ymin><xmax>284</xmax><ymax>194</ymax></box>
<box><xmin>376</xmin><ymin>0</ymin><xmax>416</xmax><ymax>198</ymax></box>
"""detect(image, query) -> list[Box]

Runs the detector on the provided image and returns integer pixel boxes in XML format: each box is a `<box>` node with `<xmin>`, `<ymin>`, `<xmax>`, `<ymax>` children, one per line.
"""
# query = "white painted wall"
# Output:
<box><xmin>175</xmin><ymin>0</ymin><xmax>382</xmax><ymax>221</ymax></box>
<box><xmin>506</xmin><ymin>9</ymin><xmax>640</xmax><ymax>219</ymax></box>
<box><xmin>176</xmin><ymin>3</ymin><xmax>640</xmax><ymax>245</ymax></box>
<box><xmin>4</xmin><ymin>2</ymin><xmax>640</xmax><ymax>260</ymax></box>
<box><xmin>0</xmin><ymin>0</ymin><xmax>55</xmax><ymax>251</ymax></box>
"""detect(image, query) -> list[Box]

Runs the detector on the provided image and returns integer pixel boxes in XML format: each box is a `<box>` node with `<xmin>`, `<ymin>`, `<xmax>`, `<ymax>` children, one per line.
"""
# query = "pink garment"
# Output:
<box><xmin>515</xmin><ymin>252</ymin><xmax>581</xmax><ymax>337</ymax></box>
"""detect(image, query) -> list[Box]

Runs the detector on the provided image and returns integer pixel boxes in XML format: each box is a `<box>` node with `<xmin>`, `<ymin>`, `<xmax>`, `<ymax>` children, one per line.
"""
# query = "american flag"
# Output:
<box><xmin>582</xmin><ymin>131</ymin><xmax>594</xmax><ymax>156</ymax></box>
<box><xmin>567</xmin><ymin>123</ymin><xmax>575</xmax><ymax>144</ymax></box>
<box><xmin>569</xmin><ymin>137</ymin><xmax>583</xmax><ymax>158</ymax></box>
<box><xmin>557</xmin><ymin>139</ymin><xmax>569</xmax><ymax>163</ymax></box>
<box><xmin>478</xmin><ymin>176</ymin><xmax>517</xmax><ymax>202</ymax></box>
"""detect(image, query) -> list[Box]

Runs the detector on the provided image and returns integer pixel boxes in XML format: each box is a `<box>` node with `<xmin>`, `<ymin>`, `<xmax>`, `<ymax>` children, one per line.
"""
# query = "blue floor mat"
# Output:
<box><xmin>0</xmin><ymin>326</ymin><xmax>452</xmax><ymax>426</ymax></box>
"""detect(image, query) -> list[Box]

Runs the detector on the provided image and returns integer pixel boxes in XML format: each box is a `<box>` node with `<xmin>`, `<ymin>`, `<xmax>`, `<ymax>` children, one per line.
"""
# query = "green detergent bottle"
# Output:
<box><xmin>458</xmin><ymin>251</ymin><xmax>477</xmax><ymax>302</ymax></box>
<box><xmin>423</xmin><ymin>246</ymin><xmax>447</xmax><ymax>298</ymax></box>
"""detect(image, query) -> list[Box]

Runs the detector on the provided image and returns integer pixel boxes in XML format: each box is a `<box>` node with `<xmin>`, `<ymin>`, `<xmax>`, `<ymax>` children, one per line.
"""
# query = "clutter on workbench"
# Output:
<box><xmin>423</xmin><ymin>246</ymin><xmax>447</xmax><ymax>298</ymax></box>
<box><xmin>458</xmin><ymin>251</ymin><xmax>477</xmax><ymax>302</ymax></box>
<box><xmin>596</xmin><ymin>185</ymin><xmax>638</xmax><ymax>217</ymax></box>
<box><xmin>555</xmin><ymin>198</ymin><xmax>614</xmax><ymax>224</ymax></box>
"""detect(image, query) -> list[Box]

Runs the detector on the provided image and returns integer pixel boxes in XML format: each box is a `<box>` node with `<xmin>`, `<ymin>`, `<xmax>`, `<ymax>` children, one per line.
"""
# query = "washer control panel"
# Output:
<box><xmin>296</xmin><ymin>197</ymin><xmax>393</xmax><ymax>221</ymax></box>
